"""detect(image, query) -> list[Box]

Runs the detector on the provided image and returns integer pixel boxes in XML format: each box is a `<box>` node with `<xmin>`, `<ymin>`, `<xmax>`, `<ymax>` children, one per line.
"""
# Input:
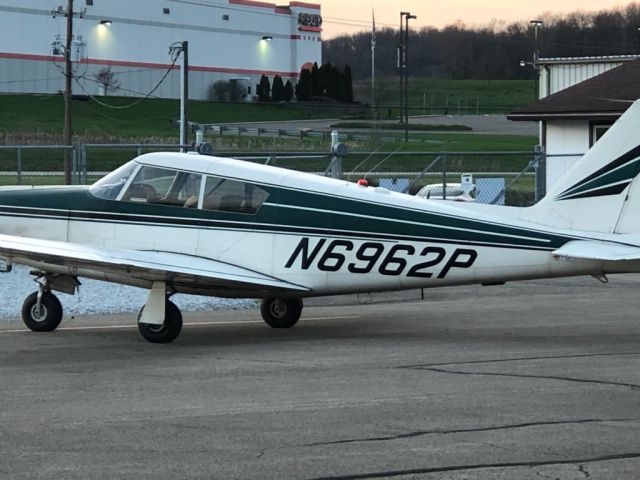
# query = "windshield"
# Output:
<box><xmin>90</xmin><ymin>161</ymin><xmax>139</xmax><ymax>200</ymax></box>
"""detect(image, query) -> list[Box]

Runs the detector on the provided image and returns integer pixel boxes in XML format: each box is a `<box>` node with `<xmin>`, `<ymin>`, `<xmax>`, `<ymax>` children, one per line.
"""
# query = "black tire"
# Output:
<box><xmin>260</xmin><ymin>298</ymin><xmax>303</xmax><ymax>329</ymax></box>
<box><xmin>21</xmin><ymin>291</ymin><xmax>63</xmax><ymax>332</ymax></box>
<box><xmin>137</xmin><ymin>300</ymin><xmax>183</xmax><ymax>344</ymax></box>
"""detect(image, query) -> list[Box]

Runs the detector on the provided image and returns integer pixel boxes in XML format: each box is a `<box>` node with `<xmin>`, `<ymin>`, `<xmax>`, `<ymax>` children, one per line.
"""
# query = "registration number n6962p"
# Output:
<box><xmin>285</xmin><ymin>238</ymin><xmax>477</xmax><ymax>279</ymax></box>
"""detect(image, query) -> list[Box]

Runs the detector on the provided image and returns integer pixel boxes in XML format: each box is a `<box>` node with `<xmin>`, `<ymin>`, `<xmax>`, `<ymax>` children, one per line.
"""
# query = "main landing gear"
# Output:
<box><xmin>136</xmin><ymin>282</ymin><xmax>182</xmax><ymax>344</ymax></box>
<box><xmin>137</xmin><ymin>299</ymin><xmax>182</xmax><ymax>344</ymax></box>
<box><xmin>260</xmin><ymin>298</ymin><xmax>303</xmax><ymax>328</ymax></box>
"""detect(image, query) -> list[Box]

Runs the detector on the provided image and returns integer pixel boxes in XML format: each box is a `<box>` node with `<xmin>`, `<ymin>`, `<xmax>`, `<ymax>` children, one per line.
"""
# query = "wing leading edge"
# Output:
<box><xmin>0</xmin><ymin>233</ymin><xmax>309</xmax><ymax>294</ymax></box>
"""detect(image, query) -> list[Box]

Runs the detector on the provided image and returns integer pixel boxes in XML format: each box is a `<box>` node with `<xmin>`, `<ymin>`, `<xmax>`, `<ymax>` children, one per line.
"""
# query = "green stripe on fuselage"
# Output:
<box><xmin>0</xmin><ymin>185</ymin><xmax>572</xmax><ymax>250</ymax></box>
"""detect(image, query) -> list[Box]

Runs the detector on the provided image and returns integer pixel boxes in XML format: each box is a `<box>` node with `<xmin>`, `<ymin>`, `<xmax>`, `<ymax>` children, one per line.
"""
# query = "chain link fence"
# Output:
<box><xmin>0</xmin><ymin>145</ymin><xmax>76</xmax><ymax>185</ymax></box>
<box><xmin>0</xmin><ymin>143</ymin><xmax>587</xmax><ymax>207</ymax></box>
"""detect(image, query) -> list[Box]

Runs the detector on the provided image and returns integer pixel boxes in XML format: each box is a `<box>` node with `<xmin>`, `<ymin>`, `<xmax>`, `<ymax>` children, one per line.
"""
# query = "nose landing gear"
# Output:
<box><xmin>21</xmin><ymin>290</ymin><xmax>63</xmax><ymax>332</ymax></box>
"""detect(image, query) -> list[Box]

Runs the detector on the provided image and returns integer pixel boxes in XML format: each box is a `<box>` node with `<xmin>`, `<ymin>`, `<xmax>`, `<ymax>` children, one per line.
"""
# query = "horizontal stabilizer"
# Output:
<box><xmin>553</xmin><ymin>240</ymin><xmax>640</xmax><ymax>261</ymax></box>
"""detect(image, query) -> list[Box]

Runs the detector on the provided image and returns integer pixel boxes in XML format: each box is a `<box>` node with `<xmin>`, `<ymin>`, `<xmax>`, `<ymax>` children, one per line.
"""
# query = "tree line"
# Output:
<box><xmin>257</xmin><ymin>63</ymin><xmax>353</xmax><ymax>103</ymax></box>
<box><xmin>208</xmin><ymin>63</ymin><xmax>354</xmax><ymax>103</ymax></box>
<box><xmin>323</xmin><ymin>2</ymin><xmax>640</xmax><ymax>80</ymax></box>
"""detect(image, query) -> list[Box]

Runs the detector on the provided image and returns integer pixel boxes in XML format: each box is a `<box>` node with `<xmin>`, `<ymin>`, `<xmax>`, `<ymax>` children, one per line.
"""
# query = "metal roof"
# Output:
<box><xmin>509</xmin><ymin>59</ymin><xmax>640</xmax><ymax>121</ymax></box>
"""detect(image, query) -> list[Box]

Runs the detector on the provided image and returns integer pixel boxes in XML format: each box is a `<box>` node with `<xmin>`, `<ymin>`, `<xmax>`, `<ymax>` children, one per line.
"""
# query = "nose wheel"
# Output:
<box><xmin>260</xmin><ymin>298</ymin><xmax>303</xmax><ymax>328</ymax></box>
<box><xmin>22</xmin><ymin>290</ymin><xmax>63</xmax><ymax>332</ymax></box>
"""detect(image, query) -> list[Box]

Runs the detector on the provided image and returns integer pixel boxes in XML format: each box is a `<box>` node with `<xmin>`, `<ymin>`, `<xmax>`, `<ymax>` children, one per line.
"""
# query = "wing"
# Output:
<box><xmin>0</xmin><ymin>233</ymin><xmax>309</xmax><ymax>295</ymax></box>
<box><xmin>553</xmin><ymin>240</ymin><xmax>640</xmax><ymax>261</ymax></box>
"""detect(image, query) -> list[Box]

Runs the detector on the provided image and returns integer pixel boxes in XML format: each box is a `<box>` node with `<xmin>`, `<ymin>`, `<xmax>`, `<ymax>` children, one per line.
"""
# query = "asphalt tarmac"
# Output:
<box><xmin>1</xmin><ymin>275</ymin><xmax>639</xmax><ymax>479</ymax></box>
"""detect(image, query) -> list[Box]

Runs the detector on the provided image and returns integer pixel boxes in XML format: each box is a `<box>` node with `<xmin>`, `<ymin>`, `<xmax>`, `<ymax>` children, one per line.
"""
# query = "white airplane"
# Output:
<box><xmin>3</xmin><ymin>101</ymin><xmax>640</xmax><ymax>343</ymax></box>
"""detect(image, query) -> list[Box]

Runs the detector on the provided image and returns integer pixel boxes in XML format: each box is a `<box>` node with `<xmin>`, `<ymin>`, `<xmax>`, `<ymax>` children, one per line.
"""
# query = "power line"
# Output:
<box><xmin>72</xmin><ymin>54</ymin><xmax>180</xmax><ymax>109</ymax></box>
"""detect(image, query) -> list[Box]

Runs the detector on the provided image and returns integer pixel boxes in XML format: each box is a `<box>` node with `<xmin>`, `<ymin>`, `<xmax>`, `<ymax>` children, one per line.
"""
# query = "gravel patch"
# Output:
<box><xmin>0</xmin><ymin>265</ymin><xmax>253</xmax><ymax>319</ymax></box>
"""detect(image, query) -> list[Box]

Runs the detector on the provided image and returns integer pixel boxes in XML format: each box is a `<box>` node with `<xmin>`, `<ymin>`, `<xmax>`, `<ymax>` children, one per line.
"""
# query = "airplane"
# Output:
<box><xmin>3</xmin><ymin>100</ymin><xmax>640</xmax><ymax>343</ymax></box>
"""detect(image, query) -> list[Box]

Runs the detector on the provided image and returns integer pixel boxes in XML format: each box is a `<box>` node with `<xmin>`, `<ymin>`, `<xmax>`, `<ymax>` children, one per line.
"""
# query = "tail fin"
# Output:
<box><xmin>524</xmin><ymin>99</ymin><xmax>640</xmax><ymax>234</ymax></box>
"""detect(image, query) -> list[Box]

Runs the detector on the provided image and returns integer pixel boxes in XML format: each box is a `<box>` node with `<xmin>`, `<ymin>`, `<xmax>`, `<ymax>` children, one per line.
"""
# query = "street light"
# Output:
<box><xmin>261</xmin><ymin>35</ymin><xmax>273</xmax><ymax>41</ymax></box>
<box><xmin>400</xmin><ymin>12</ymin><xmax>417</xmax><ymax>141</ymax></box>
<box><xmin>100</xmin><ymin>19</ymin><xmax>112</xmax><ymax>26</ymax></box>
<box><xmin>530</xmin><ymin>19</ymin><xmax>543</xmax><ymax>62</ymax></box>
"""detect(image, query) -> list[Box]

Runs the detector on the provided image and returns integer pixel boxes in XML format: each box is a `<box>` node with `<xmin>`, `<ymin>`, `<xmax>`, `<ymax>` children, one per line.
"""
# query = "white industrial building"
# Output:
<box><xmin>510</xmin><ymin>55</ymin><xmax>640</xmax><ymax>189</ymax></box>
<box><xmin>0</xmin><ymin>0</ymin><xmax>322</xmax><ymax>100</ymax></box>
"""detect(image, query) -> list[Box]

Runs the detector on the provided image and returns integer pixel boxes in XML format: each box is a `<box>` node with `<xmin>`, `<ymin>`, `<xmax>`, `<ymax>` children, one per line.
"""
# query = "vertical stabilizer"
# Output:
<box><xmin>522</xmin><ymin>99</ymin><xmax>640</xmax><ymax>233</ymax></box>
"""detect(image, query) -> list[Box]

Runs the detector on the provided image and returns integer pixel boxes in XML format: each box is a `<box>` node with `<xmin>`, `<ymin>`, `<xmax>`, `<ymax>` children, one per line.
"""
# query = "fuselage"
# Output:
<box><xmin>0</xmin><ymin>153</ymin><xmax>633</xmax><ymax>298</ymax></box>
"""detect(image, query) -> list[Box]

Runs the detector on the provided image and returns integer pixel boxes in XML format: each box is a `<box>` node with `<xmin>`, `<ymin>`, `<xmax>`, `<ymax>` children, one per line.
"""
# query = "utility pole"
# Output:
<box><xmin>371</xmin><ymin>9</ymin><xmax>376</xmax><ymax>121</ymax></box>
<box><xmin>181</xmin><ymin>41</ymin><xmax>189</xmax><ymax>151</ymax></box>
<box><xmin>398</xmin><ymin>13</ymin><xmax>405</xmax><ymax>127</ymax></box>
<box><xmin>171</xmin><ymin>41</ymin><xmax>189</xmax><ymax>151</ymax></box>
<box><xmin>63</xmin><ymin>0</ymin><xmax>73</xmax><ymax>184</ymax></box>
<box><xmin>400</xmin><ymin>12</ymin><xmax>416</xmax><ymax>142</ymax></box>
<box><xmin>52</xmin><ymin>1</ymin><xmax>84</xmax><ymax>184</ymax></box>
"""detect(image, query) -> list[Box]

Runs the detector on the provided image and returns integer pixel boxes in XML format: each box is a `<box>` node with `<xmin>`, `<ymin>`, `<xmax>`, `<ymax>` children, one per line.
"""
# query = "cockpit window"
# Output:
<box><xmin>90</xmin><ymin>161</ymin><xmax>139</xmax><ymax>200</ymax></box>
<box><xmin>120</xmin><ymin>166</ymin><xmax>203</xmax><ymax>208</ymax></box>
<box><xmin>202</xmin><ymin>176</ymin><xmax>269</xmax><ymax>214</ymax></box>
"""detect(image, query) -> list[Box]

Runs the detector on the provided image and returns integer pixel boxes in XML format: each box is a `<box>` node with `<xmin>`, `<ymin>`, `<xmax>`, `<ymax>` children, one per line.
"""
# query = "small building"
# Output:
<box><xmin>0</xmin><ymin>0</ymin><xmax>323</xmax><ymax>100</ymax></box>
<box><xmin>509</xmin><ymin>57</ymin><xmax>640</xmax><ymax>189</ymax></box>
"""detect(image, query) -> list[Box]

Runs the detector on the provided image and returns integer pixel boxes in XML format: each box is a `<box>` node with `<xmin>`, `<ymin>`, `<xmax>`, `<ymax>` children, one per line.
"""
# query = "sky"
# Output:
<box><xmin>320</xmin><ymin>1</ymin><xmax>639</xmax><ymax>38</ymax></box>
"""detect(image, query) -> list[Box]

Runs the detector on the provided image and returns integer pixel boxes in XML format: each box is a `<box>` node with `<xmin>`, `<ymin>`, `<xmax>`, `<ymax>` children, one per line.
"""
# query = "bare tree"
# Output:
<box><xmin>94</xmin><ymin>66</ymin><xmax>120</xmax><ymax>95</ymax></box>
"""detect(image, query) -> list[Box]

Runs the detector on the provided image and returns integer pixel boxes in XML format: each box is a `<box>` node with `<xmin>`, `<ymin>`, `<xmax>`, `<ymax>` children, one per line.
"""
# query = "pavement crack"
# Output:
<box><xmin>306</xmin><ymin>452</ymin><xmax>640</xmax><ymax>480</ymax></box>
<box><xmin>531</xmin><ymin>467</ymin><xmax>558</xmax><ymax>480</ymax></box>
<box><xmin>303</xmin><ymin>418</ymin><xmax>631</xmax><ymax>447</ymax></box>
<box><xmin>578</xmin><ymin>464</ymin><xmax>591</xmax><ymax>479</ymax></box>
<box><xmin>396</xmin><ymin>352</ymin><xmax>640</xmax><ymax>369</ymax></box>
<box><xmin>417</xmin><ymin>366</ymin><xmax>640</xmax><ymax>390</ymax></box>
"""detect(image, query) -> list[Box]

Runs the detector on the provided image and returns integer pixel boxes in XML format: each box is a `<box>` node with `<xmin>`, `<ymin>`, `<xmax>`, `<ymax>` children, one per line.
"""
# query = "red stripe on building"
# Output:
<box><xmin>289</xmin><ymin>1</ymin><xmax>321</xmax><ymax>9</ymax></box>
<box><xmin>0</xmin><ymin>52</ymin><xmax>58</xmax><ymax>62</ymax></box>
<box><xmin>299</xmin><ymin>26</ymin><xmax>322</xmax><ymax>32</ymax></box>
<box><xmin>229</xmin><ymin>0</ymin><xmax>319</xmax><ymax>11</ymax></box>
<box><xmin>81</xmin><ymin>57</ymin><xmax>180</xmax><ymax>71</ymax></box>
<box><xmin>0</xmin><ymin>52</ymin><xmax>299</xmax><ymax>78</ymax></box>
<box><xmin>229</xmin><ymin>0</ymin><xmax>276</xmax><ymax>9</ymax></box>
<box><xmin>190</xmin><ymin>65</ymin><xmax>297</xmax><ymax>77</ymax></box>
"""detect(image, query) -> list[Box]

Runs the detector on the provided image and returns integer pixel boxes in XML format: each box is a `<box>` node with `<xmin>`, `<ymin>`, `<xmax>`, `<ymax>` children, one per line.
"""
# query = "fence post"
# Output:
<box><xmin>328</xmin><ymin>131</ymin><xmax>346</xmax><ymax>179</ymax></box>
<box><xmin>16</xmin><ymin>148</ymin><xmax>22</xmax><ymax>185</ymax></box>
<box><xmin>71</xmin><ymin>147</ymin><xmax>77</xmax><ymax>185</ymax></box>
<box><xmin>442</xmin><ymin>153</ymin><xmax>448</xmax><ymax>200</ymax></box>
<box><xmin>81</xmin><ymin>144</ymin><xmax>88</xmax><ymax>185</ymax></box>
<box><xmin>534</xmin><ymin>145</ymin><xmax>546</xmax><ymax>203</ymax></box>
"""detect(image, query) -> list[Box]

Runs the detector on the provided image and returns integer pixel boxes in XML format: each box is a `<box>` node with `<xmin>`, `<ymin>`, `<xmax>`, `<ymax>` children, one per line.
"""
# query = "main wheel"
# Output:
<box><xmin>137</xmin><ymin>300</ymin><xmax>183</xmax><ymax>344</ymax></box>
<box><xmin>260</xmin><ymin>298</ymin><xmax>303</xmax><ymax>329</ymax></box>
<box><xmin>22</xmin><ymin>291</ymin><xmax>63</xmax><ymax>332</ymax></box>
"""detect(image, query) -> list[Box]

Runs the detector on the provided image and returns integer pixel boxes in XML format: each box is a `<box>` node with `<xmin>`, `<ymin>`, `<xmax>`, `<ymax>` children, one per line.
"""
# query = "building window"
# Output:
<box><xmin>222</xmin><ymin>14</ymin><xmax>230</xmax><ymax>20</ymax></box>
<box><xmin>590</xmin><ymin>122</ymin><xmax>613</xmax><ymax>147</ymax></box>
<box><xmin>86</xmin><ymin>0</ymin><xmax>93</xmax><ymax>5</ymax></box>
<box><xmin>163</xmin><ymin>7</ymin><xmax>170</xmax><ymax>14</ymax></box>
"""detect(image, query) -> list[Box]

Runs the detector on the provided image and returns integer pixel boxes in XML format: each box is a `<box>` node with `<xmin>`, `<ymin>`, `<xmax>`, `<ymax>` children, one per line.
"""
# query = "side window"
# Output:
<box><xmin>202</xmin><ymin>176</ymin><xmax>269</xmax><ymax>214</ymax></box>
<box><xmin>121</xmin><ymin>166</ymin><xmax>202</xmax><ymax>208</ymax></box>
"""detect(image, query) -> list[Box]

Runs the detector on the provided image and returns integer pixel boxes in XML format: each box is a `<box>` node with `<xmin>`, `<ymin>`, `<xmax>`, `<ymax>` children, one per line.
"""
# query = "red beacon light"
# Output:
<box><xmin>356</xmin><ymin>179</ymin><xmax>369</xmax><ymax>187</ymax></box>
